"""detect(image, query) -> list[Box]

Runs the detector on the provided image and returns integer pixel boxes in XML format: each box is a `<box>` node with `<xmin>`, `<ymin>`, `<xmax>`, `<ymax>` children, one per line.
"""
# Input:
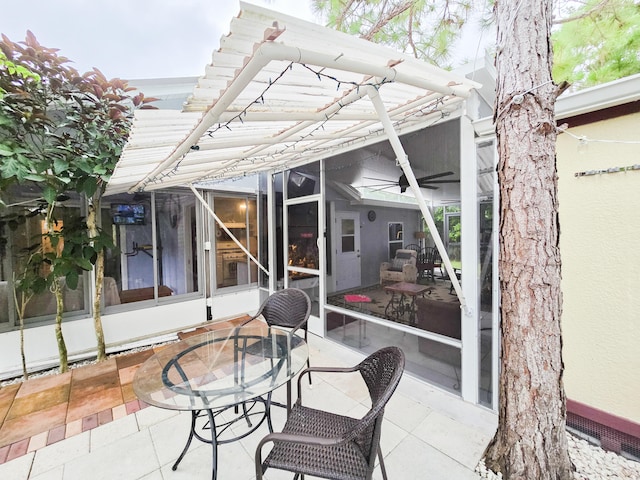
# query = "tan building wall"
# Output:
<box><xmin>557</xmin><ymin>111</ymin><xmax>640</xmax><ymax>424</ymax></box>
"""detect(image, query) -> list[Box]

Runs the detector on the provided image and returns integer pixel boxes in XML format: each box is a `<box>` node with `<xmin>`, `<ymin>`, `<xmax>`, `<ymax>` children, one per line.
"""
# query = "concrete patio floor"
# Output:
<box><xmin>0</xmin><ymin>328</ymin><xmax>497</xmax><ymax>480</ymax></box>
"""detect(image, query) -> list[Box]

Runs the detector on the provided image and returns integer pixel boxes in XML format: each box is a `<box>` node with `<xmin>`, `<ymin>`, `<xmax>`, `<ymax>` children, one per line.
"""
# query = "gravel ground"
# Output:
<box><xmin>475</xmin><ymin>433</ymin><xmax>640</xmax><ymax>479</ymax></box>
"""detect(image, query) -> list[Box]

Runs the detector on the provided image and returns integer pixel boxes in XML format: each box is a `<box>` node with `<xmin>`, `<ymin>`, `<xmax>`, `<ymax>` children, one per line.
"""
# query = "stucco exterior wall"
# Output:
<box><xmin>557</xmin><ymin>111</ymin><xmax>640</xmax><ymax>423</ymax></box>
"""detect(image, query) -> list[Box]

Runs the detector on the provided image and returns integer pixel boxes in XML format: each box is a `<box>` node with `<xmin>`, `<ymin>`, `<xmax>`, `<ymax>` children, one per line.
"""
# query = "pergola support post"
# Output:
<box><xmin>366</xmin><ymin>87</ymin><xmax>468</xmax><ymax>314</ymax></box>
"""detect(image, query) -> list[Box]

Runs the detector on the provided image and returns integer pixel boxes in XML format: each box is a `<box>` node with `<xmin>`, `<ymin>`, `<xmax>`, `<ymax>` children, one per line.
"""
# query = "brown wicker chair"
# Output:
<box><xmin>255</xmin><ymin>346</ymin><xmax>405</xmax><ymax>480</ymax></box>
<box><xmin>241</xmin><ymin>288</ymin><xmax>312</xmax><ymax>412</ymax></box>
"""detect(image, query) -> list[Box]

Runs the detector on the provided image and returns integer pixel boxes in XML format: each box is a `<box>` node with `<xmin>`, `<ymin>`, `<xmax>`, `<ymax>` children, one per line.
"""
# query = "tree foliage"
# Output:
<box><xmin>314</xmin><ymin>0</ymin><xmax>640</xmax><ymax>89</ymax></box>
<box><xmin>0</xmin><ymin>31</ymin><xmax>156</xmax><ymax>369</ymax></box>
<box><xmin>312</xmin><ymin>0</ymin><xmax>477</xmax><ymax>67</ymax></box>
<box><xmin>552</xmin><ymin>0</ymin><xmax>640</xmax><ymax>89</ymax></box>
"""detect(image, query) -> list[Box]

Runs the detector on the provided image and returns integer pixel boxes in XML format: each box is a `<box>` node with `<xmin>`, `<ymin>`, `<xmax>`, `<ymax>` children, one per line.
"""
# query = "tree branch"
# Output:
<box><xmin>554</xmin><ymin>0</ymin><xmax>612</xmax><ymax>25</ymax></box>
<box><xmin>407</xmin><ymin>4</ymin><xmax>419</xmax><ymax>58</ymax></box>
<box><xmin>362</xmin><ymin>1</ymin><xmax>414</xmax><ymax>40</ymax></box>
<box><xmin>335</xmin><ymin>0</ymin><xmax>358</xmax><ymax>29</ymax></box>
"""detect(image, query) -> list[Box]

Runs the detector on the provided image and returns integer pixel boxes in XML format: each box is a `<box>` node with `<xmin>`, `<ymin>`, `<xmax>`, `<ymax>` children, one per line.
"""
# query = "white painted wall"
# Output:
<box><xmin>557</xmin><ymin>111</ymin><xmax>640</xmax><ymax>423</ymax></box>
<box><xmin>0</xmin><ymin>289</ymin><xmax>262</xmax><ymax>379</ymax></box>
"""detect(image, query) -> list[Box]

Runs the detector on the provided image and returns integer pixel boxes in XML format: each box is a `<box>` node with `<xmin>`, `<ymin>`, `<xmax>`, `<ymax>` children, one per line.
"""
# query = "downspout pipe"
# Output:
<box><xmin>189</xmin><ymin>184</ymin><xmax>269</xmax><ymax>276</ymax></box>
<box><xmin>366</xmin><ymin>86</ymin><xmax>468</xmax><ymax>314</ymax></box>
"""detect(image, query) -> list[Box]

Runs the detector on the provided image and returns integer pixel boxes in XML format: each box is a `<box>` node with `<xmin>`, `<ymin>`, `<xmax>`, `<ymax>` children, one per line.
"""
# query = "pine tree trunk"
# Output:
<box><xmin>88</xmin><ymin>200</ymin><xmax>107</xmax><ymax>361</ymax></box>
<box><xmin>484</xmin><ymin>0</ymin><xmax>573</xmax><ymax>478</ymax></box>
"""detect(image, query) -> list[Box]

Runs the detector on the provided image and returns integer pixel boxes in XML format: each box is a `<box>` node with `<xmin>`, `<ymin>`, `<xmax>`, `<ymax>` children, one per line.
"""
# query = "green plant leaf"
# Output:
<box><xmin>79</xmin><ymin>177</ymin><xmax>99</xmax><ymax>197</ymax></box>
<box><xmin>42</xmin><ymin>185</ymin><xmax>57</xmax><ymax>204</ymax></box>
<box><xmin>65</xmin><ymin>270</ymin><xmax>79</xmax><ymax>290</ymax></box>
<box><xmin>76</xmin><ymin>257</ymin><xmax>93</xmax><ymax>271</ymax></box>
<box><xmin>24</xmin><ymin>173</ymin><xmax>47</xmax><ymax>182</ymax></box>
<box><xmin>53</xmin><ymin>158</ymin><xmax>68</xmax><ymax>174</ymax></box>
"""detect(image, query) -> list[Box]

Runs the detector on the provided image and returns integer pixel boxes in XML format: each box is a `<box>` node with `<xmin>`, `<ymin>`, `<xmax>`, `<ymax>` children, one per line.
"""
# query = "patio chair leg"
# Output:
<box><xmin>378</xmin><ymin>445</ymin><xmax>388</xmax><ymax>480</ymax></box>
<box><xmin>305</xmin><ymin>330</ymin><xmax>312</xmax><ymax>385</ymax></box>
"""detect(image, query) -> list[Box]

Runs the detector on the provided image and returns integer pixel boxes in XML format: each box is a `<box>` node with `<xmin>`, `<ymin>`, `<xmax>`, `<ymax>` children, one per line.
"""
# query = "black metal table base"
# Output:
<box><xmin>172</xmin><ymin>395</ymin><xmax>273</xmax><ymax>480</ymax></box>
<box><xmin>384</xmin><ymin>292</ymin><xmax>418</xmax><ymax>325</ymax></box>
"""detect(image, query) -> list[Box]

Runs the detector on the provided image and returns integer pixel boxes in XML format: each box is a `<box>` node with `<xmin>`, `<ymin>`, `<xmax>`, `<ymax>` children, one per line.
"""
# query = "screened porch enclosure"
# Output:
<box><xmin>102</xmin><ymin>2</ymin><xmax>495</xmax><ymax>408</ymax></box>
<box><xmin>273</xmin><ymin>122</ymin><xmax>497</xmax><ymax>406</ymax></box>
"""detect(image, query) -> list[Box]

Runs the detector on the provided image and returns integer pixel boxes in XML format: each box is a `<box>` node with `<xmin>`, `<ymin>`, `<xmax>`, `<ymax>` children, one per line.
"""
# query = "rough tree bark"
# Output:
<box><xmin>484</xmin><ymin>0</ymin><xmax>574</xmax><ymax>478</ymax></box>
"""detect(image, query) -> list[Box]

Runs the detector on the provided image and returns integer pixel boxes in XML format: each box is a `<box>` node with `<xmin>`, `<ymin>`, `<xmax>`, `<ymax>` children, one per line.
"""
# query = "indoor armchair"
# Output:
<box><xmin>379</xmin><ymin>249</ymin><xmax>418</xmax><ymax>285</ymax></box>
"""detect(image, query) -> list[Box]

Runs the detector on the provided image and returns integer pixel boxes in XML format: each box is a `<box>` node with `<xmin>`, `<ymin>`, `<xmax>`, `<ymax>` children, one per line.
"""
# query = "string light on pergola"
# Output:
<box><xmin>139</xmin><ymin>59</ymin><xmax>463</xmax><ymax>190</ymax></box>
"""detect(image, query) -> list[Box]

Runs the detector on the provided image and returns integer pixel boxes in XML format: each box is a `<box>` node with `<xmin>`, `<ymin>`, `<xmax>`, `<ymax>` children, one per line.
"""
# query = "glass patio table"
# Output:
<box><xmin>133</xmin><ymin>323</ymin><xmax>308</xmax><ymax>480</ymax></box>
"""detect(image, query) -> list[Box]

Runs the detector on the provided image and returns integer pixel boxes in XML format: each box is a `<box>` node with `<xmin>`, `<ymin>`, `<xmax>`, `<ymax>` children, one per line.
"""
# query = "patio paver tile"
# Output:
<box><xmin>81</xmin><ymin>414</ymin><xmax>98</xmax><ymax>432</ymax></box>
<box><xmin>0</xmin><ymin>383</ymin><xmax>20</xmax><ymax>425</ymax></box>
<box><xmin>7</xmin><ymin>438</ymin><xmax>30</xmax><ymax>461</ymax></box>
<box><xmin>0</xmin><ymin>402</ymin><xmax>67</xmax><ymax>447</ymax></box>
<box><xmin>65</xmin><ymin>419</ymin><xmax>83</xmax><ymax>439</ymax></box>
<box><xmin>125</xmin><ymin>399</ymin><xmax>142</xmax><ymax>415</ymax></box>
<box><xmin>0</xmin><ymin>450</ymin><xmax>33</xmax><ymax>479</ymax></box>
<box><xmin>66</xmin><ymin>384</ymin><xmax>123</xmax><ymax>423</ymax></box>
<box><xmin>117</xmin><ymin>364</ymin><xmax>140</xmax><ymax>386</ymax></box>
<box><xmin>120</xmin><ymin>381</ymin><xmax>137</xmax><ymax>403</ymax></box>
<box><xmin>14</xmin><ymin>372</ymin><xmax>72</xmax><ymax>398</ymax></box>
<box><xmin>97</xmin><ymin>408</ymin><xmax>113</xmax><ymax>426</ymax></box>
<box><xmin>0</xmin><ymin>444</ymin><xmax>9</xmax><ymax>464</ymax></box>
<box><xmin>69</xmin><ymin>359</ymin><xmax>117</xmax><ymax>382</ymax></box>
<box><xmin>114</xmin><ymin>350</ymin><xmax>154</xmax><ymax>370</ymax></box>
<box><xmin>46</xmin><ymin>425</ymin><xmax>66</xmax><ymax>446</ymax></box>
<box><xmin>30</xmin><ymin>431</ymin><xmax>89</xmax><ymax>478</ymax></box>
<box><xmin>62</xmin><ymin>429</ymin><xmax>159</xmax><ymax>480</ymax></box>
<box><xmin>112</xmin><ymin>404</ymin><xmax>127</xmax><ymax>421</ymax></box>
<box><xmin>6</xmin><ymin>384</ymin><xmax>69</xmax><ymax>420</ymax></box>
<box><xmin>27</xmin><ymin>431</ymin><xmax>48</xmax><ymax>453</ymax></box>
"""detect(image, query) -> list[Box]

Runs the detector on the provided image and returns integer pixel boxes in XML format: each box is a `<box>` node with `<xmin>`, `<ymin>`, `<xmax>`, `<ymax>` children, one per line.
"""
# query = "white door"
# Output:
<box><xmin>335</xmin><ymin>211</ymin><xmax>361</xmax><ymax>291</ymax></box>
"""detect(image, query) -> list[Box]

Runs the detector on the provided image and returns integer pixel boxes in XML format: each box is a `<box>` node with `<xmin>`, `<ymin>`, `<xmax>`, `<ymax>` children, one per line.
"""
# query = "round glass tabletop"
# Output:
<box><xmin>133</xmin><ymin>323</ymin><xmax>309</xmax><ymax>411</ymax></box>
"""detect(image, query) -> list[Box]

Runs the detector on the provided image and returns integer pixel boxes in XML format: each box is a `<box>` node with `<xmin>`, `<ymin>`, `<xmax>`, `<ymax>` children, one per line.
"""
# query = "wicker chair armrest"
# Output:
<box><xmin>288</xmin><ymin>317</ymin><xmax>308</xmax><ymax>337</ymax></box>
<box><xmin>240</xmin><ymin>313</ymin><xmax>261</xmax><ymax>326</ymax></box>
<box><xmin>296</xmin><ymin>365</ymin><xmax>359</xmax><ymax>402</ymax></box>
<box><xmin>256</xmin><ymin>432</ymin><xmax>342</xmax><ymax>478</ymax></box>
<box><xmin>259</xmin><ymin>431</ymin><xmax>339</xmax><ymax>450</ymax></box>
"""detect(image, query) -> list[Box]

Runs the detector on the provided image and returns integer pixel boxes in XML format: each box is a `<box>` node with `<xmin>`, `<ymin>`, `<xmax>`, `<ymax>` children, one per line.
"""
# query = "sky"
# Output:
<box><xmin>1</xmin><ymin>0</ymin><xmax>316</xmax><ymax>80</ymax></box>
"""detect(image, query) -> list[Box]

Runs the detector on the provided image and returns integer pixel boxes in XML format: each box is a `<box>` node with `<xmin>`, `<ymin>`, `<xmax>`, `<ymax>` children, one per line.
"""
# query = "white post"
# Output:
<box><xmin>366</xmin><ymin>87</ymin><xmax>468</xmax><ymax>313</ymax></box>
<box><xmin>459</xmin><ymin>115</ymin><xmax>479</xmax><ymax>402</ymax></box>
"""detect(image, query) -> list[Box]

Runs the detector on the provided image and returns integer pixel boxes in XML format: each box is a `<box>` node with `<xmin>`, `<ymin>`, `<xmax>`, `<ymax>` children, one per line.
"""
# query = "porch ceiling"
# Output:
<box><xmin>105</xmin><ymin>2</ymin><xmax>480</xmax><ymax>196</ymax></box>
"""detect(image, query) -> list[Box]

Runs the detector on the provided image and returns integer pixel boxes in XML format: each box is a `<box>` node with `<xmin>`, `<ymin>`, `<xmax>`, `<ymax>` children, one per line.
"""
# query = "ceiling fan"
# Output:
<box><xmin>363</xmin><ymin>171</ymin><xmax>460</xmax><ymax>192</ymax></box>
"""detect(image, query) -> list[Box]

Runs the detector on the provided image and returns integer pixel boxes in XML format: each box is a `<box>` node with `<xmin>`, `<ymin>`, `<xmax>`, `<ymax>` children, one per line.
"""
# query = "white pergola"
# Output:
<box><xmin>106</xmin><ymin>1</ymin><xmax>480</xmax><ymax>307</ymax></box>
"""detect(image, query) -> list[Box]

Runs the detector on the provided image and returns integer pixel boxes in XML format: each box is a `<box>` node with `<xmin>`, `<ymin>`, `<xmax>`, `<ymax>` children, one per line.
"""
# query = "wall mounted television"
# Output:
<box><xmin>111</xmin><ymin>204</ymin><xmax>146</xmax><ymax>225</ymax></box>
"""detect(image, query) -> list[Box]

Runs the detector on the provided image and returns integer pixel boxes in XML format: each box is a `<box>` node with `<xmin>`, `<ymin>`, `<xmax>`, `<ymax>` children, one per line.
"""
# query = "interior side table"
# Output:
<box><xmin>342</xmin><ymin>294</ymin><xmax>371</xmax><ymax>348</ymax></box>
